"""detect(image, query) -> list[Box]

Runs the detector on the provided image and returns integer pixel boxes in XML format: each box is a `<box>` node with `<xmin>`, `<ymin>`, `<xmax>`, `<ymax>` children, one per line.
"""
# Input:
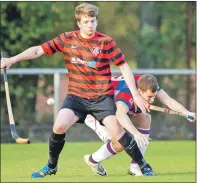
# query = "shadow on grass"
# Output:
<box><xmin>158</xmin><ymin>171</ymin><xmax>195</xmax><ymax>176</ymax></box>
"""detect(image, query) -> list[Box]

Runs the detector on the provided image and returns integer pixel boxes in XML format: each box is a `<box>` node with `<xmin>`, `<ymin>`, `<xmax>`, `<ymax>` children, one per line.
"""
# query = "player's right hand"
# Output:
<box><xmin>133</xmin><ymin>132</ymin><xmax>149</xmax><ymax>148</ymax></box>
<box><xmin>1</xmin><ymin>57</ymin><xmax>13</xmax><ymax>72</ymax></box>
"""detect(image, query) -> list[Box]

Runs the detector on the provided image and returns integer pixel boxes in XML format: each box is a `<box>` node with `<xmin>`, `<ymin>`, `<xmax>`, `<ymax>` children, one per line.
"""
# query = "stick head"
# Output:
<box><xmin>15</xmin><ymin>138</ymin><xmax>30</xmax><ymax>144</ymax></box>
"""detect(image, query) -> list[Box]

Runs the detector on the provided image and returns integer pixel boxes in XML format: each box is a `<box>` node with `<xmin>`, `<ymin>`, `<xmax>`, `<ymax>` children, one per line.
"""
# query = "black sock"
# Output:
<box><xmin>48</xmin><ymin>132</ymin><xmax>66</xmax><ymax>169</ymax></box>
<box><xmin>118</xmin><ymin>132</ymin><xmax>147</xmax><ymax>167</ymax></box>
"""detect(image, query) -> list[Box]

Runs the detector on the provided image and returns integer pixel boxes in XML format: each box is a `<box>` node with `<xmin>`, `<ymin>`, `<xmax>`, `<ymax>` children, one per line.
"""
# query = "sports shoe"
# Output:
<box><xmin>140</xmin><ymin>163</ymin><xmax>156</xmax><ymax>176</ymax></box>
<box><xmin>84</xmin><ymin>154</ymin><xmax>107</xmax><ymax>176</ymax></box>
<box><xmin>128</xmin><ymin>163</ymin><xmax>143</xmax><ymax>176</ymax></box>
<box><xmin>31</xmin><ymin>164</ymin><xmax>57</xmax><ymax>178</ymax></box>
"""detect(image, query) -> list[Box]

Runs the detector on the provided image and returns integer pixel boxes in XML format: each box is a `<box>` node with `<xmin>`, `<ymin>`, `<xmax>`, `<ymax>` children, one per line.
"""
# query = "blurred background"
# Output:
<box><xmin>0</xmin><ymin>2</ymin><xmax>196</xmax><ymax>143</ymax></box>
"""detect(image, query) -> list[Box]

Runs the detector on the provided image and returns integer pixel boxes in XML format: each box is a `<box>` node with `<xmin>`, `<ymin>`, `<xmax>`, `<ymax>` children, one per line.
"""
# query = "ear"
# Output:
<box><xmin>77</xmin><ymin>21</ymin><xmax>80</xmax><ymax>28</ymax></box>
<box><xmin>138</xmin><ymin>88</ymin><xmax>143</xmax><ymax>96</ymax></box>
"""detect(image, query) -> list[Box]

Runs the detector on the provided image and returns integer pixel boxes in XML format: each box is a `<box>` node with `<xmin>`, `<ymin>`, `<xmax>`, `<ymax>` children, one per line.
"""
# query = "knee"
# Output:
<box><xmin>53</xmin><ymin>109</ymin><xmax>78</xmax><ymax>133</ymax></box>
<box><xmin>53</xmin><ymin>123</ymin><xmax>67</xmax><ymax>134</ymax></box>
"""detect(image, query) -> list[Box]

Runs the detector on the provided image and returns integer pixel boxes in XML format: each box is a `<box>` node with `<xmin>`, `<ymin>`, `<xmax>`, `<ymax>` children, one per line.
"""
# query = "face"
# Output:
<box><xmin>77</xmin><ymin>15</ymin><xmax>97</xmax><ymax>38</ymax></box>
<box><xmin>138</xmin><ymin>89</ymin><xmax>157</xmax><ymax>104</ymax></box>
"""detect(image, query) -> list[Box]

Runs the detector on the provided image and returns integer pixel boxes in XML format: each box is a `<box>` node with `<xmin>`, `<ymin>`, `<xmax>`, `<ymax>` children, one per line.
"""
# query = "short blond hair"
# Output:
<box><xmin>137</xmin><ymin>74</ymin><xmax>159</xmax><ymax>92</ymax></box>
<box><xmin>75</xmin><ymin>3</ymin><xmax>99</xmax><ymax>21</ymax></box>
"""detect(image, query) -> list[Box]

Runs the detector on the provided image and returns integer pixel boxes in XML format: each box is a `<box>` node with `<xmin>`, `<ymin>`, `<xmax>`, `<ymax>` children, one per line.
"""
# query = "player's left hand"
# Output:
<box><xmin>186</xmin><ymin>112</ymin><xmax>196</xmax><ymax>122</ymax></box>
<box><xmin>134</xmin><ymin>94</ymin><xmax>149</xmax><ymax>113</ymax></box>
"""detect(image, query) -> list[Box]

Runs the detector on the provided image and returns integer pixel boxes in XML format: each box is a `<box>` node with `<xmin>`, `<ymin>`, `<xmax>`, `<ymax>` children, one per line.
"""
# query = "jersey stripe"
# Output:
<box><xmin>69</xmin><ymin>77</ymin><xmax>110</xmax><ymax>84</ymax></box>
<box><xmin>69</xmin><ymin>72</ymin><xmax>111</xmax><ymax>80</ymax></box>
<box><xmin>67</xmin><ymin>67</ymin><xmax>112</xmax><ymax>77</ymax></box>
<box><xmin>69</xmin><ymin>85</ymin><xmax>113</xmax><ymax>93</ymax></box>
<box><xmin>41</xmin><ymin>30</ymin><xmax>126</xmax><ymax>98</ymax></box>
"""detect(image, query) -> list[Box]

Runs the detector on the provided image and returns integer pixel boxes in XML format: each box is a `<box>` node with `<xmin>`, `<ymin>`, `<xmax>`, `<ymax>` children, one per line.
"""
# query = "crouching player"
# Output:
<box><xmin>84</xmin><ymin>74</ymin><xmax>196</xmax><ymax>176</ymax></box>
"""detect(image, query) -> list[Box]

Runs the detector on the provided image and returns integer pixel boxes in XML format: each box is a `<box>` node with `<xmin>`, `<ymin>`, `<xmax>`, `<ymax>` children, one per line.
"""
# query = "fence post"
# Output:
<box><xmin>54</xmin><ymin>73</ymin><xmax>61</xmax><ymax>122</ymax></box>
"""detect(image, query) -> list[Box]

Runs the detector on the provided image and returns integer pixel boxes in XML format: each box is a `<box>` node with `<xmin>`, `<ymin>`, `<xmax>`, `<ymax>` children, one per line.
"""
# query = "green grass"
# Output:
<box><xmin>1</xmin><ymin>141</ymin><xmax>196</xmax><ymax>182</ymax></box>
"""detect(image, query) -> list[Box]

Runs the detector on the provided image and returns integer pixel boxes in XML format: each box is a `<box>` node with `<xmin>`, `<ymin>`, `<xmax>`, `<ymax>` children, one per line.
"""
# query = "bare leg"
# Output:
<box><xmin>31</xmin><ymin>108</ymin><xmax>79</xmax><ymax>178</ymax></box>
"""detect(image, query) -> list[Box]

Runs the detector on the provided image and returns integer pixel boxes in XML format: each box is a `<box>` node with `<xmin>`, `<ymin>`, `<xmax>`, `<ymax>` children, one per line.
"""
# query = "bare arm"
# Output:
<box><xmin>116</xmin><ymin>101</ymin><xmax>149</xmax><ymax>147</ymax></box>
<box><xmin>1</xmin><ymin>46</ymin><xmax>44</xmax><ymax>70</ymax></box>
<box><xmin>10</xmin><ymin>46</ymin><xmax>44</xmax><ymax>64</ymax></box>
<box><xmin>156</xmin><ymin>89</ymin><xmax>190</xmax><ymax>114</ymax></box>
<box><xmin>116</xmin><ymin>101</ymin><xmax>140</xmax><ymax>135</ymax></box>
<box><xmin>119</xmin><ymin>63</ymin><xmax>148</xmax><ymax>112</ymax></box>
<box><xmin>156</xmin><ymin>89</ymin><xmax>196</xmax><ymax>122</ymax></box>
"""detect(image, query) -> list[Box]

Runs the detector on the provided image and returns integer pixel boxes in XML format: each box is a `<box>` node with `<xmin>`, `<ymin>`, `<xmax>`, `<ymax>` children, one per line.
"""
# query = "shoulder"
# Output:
<box><xmin>60</xmin><ymin>31</ymin><xmax>78</xmax><ymax>39</ymax></box>
<box><xmin>96</xmin><ymin>32</ymin><xmax>114</xmax><ymax>43</ymax></box>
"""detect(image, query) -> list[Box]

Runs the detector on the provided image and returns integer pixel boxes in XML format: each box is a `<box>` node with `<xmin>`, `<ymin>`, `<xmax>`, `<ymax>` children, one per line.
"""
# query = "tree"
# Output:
<box><xmin>0</xmin><ymin>2</ymin><xmax>75</xmax><ymax>133</ymax></box>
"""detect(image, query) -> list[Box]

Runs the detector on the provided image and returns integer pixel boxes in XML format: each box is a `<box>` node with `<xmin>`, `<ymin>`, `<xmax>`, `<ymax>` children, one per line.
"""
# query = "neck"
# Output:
<box><xmin>80</xmin><ymin>30</ymin><xmax>95</xmax><ymax>39</ymax></box>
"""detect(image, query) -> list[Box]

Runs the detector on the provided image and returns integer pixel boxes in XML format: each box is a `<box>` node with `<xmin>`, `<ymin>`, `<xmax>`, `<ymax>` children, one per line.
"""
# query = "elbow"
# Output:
<box><xmin>164</xmin><ymin>98</ymin><xmax>173</xmax><ymax>108</ymax></box>
<box><xmin>36</xmin><ymin>46</ymin><xmax>44</xmax><ymax>56</ymax></box>
<box><xmin>119</xmin><ymin>63</ymin><xmax>128</xmax><ymax>72</ymax></box>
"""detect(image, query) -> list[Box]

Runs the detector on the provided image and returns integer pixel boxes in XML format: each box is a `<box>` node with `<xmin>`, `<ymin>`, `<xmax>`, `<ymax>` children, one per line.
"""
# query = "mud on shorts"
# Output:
<box><xmin>61</xmin><ymin>94</ymin><xmax>116</xmax><ymax>125</ymax></box>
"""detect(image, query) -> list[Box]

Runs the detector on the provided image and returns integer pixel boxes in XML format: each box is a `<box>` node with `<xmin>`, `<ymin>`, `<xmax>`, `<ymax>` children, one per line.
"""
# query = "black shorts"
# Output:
<box><xmin>61</xmin><ymin>94</ymin><xmax>116</xmax><ymax>125</ymax></box>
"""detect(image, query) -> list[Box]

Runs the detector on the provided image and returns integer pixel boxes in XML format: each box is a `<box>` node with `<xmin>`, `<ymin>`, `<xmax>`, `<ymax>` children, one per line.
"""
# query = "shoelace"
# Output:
<box><xmin>41</xmin><ymin>166</ymin><xmax>50</xmax><ymax>174</ymax></box>
<box><xmin>144</xmin><ymin>168</ymin><xmax>154</xmax><ymax>175</ymax></box>
<box><xmin>97</xmin><ymin>164</ymin><xmax>104</xmax><ymax>171</ymax></box>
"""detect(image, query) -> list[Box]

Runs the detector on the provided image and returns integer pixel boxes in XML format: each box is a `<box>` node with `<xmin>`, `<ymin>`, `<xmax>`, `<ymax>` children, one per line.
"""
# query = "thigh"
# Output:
<box><xmin>61</xmin><ymin>94</ymin><xmax>87</xmax><ymax>124</ymax></box>
<box><xmin>102</xmin><ymin>115</ymin><xmax>125</xmax><ymax>140</ymax></box>
<box><xmin>90</xmin><ymin>95</ymin><xmax>116</xmax><ymax>124</ymax></box>
<box><xmin>53</xmin><ymin>108</ymin><xmax>79</xmax><ymax>133</ymax></box>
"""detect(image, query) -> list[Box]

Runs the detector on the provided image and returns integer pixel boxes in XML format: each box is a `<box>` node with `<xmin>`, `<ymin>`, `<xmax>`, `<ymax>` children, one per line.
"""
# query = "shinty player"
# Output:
<box><xmin>1</xmin><ymin>3</ymin><xmax>155</xmax><ymax>178</ymax></box>
<box><xmin>84</xmin><ymin>74</ymin><xmax>196</xmax><ymax>176</ymax></box>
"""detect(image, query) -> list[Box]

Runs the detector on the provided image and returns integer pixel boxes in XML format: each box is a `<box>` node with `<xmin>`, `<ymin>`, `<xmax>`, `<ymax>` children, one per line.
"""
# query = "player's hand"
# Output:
<box><xmin>133</xmin><ymin>132</ymin><xmax>149</xmax><ymax>148</ymax></box>
<box><xmin>186</xmin><ymin>112</ymin><xmax>196</xmax><ymax>122</ymax></box>
<box><xmin>133</xmin><ymin>94</ymin><xmax>149</xmax><ymax>113</ymax></box>
<box><xmin>1</xmin><ymin>57</ymin><xmax>13</xmax><ymax>72</ymax></box>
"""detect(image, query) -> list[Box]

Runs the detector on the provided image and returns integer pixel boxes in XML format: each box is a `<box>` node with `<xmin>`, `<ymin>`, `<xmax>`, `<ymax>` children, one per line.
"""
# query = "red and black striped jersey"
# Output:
<box><xmin>41</xmin><ymin>30</ymin><xmax>126</xmax><ymax>98</ymax></box>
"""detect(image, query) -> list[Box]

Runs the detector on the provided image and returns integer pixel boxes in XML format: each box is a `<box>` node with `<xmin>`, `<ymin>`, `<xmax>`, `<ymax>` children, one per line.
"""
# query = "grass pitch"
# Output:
<box><xmin>1</xmin><ymin>141</ymin><xmax>196</xmax><ymax>182</ymax></box>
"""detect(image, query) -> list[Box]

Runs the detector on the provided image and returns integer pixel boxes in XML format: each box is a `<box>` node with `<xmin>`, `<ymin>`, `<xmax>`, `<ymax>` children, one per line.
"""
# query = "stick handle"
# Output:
<box><xmin>1</xmin><ymin>52</ymin><xmax>30</xmax><ymax>144</ymax></box>
<box><xmin>149</xmin><ymin>105</ymin><xmax>194</xmax><ymax>120</ymax></box>
<box><xmin>1</xmin><ymin>52</ymin><xmax>15</xmax><ymax>125</ymax></box>
<box><xmin>1</xmin><ymin>52</ymin><xmax>8</xmax><ymax>81</ymax></box>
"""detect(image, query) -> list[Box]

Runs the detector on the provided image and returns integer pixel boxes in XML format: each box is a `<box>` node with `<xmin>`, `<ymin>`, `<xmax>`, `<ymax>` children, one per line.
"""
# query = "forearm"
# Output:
<box><xmin>120</xmin><ymin>63</ymin><xmax>139</xmax><ymax>96</ymax></box>
<box><xmin>116</xmin><ymin>111</ymin><xmax>139</xmax><ymax>135</ymax></box>
<box><xmin>10</xmin><ymin>46</ymin><xmax>44</xmax><ymax>64</ymax></box>
<box><xmin>165</xmin><ymin>98</ymin><xmax>190</xmax><ymax>114</ymax></box>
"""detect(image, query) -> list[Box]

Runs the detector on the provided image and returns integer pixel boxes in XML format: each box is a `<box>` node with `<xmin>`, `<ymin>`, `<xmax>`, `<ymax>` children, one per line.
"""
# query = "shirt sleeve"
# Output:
<box><xmin>41</xmin><ymin>33</ymin><xmax>66</xmax><ymax>55</ymax></box>
<box><xmin>107</xmin><ymin>39</ymin><xmax>126</xmax><ymax>67</ymax></box>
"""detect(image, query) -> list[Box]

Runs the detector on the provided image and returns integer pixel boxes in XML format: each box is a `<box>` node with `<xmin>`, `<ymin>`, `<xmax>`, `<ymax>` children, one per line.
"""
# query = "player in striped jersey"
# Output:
<box><xmin>1</xmin><ymin>3</ymin><xmax>154</xmax><ymax>178</ymax></box>
<box><xmin>84</xmin><ymin>74</ymin><xmax>196</xmax><ymax>176</ymax></box>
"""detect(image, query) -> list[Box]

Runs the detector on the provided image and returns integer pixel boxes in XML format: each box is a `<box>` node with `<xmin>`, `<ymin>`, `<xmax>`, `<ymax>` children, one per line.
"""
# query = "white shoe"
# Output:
<box><xmin>84</xmin><ymin>154</ymin><xmax>107</xmax><ymax>176</ymax></box>
<box><xmin>128</xmin><ymin>163</ymin><xmax>143</xmax><ymax>176</ymax></box>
